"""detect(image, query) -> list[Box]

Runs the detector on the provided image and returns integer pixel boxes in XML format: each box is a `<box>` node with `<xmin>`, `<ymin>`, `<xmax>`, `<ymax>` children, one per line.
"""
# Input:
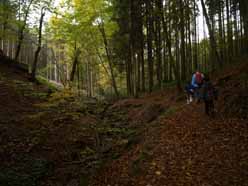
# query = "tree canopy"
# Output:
<box><xmin>0</xmin><ymin>0</ymin><xmax>247</xmax><ymax>97</ymax></box>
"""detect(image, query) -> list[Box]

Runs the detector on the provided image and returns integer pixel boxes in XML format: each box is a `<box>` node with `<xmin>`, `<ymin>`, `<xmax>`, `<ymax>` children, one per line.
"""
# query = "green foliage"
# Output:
<box><xmin>36</xmin><ymin>76</ymin><xmax>59</xmax><ymax>91</ymax></box>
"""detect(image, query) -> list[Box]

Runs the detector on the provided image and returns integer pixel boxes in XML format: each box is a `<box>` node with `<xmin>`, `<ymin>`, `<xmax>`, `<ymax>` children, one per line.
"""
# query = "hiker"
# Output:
<box><xmin>191</xmin><ymin>70</ymin><xmax>204</xmax><ymax>101</ymax></box>
<box><xmin>185</xmin><ymin>81</ymin><xmax>194</xmax><ymax>104</ymax></box>
<box><xmin>202</xmin><ymin>75</ymin><xmax>218</xmax><ymax>116</ymax></box>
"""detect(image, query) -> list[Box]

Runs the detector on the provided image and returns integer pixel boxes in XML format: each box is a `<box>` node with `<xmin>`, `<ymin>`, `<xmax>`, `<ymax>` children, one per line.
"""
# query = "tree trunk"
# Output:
<box><xmin>193</xmin><ymin>0</ymin><xmax>198</xmax><ymax>70</ymax></box>
<box><xmin>146</xmin><ymin>0</ymin><xmax>154</xmax><ymax>93</ymax></box>
<box><xmin>226</xmin><ymin>0</ymin><xmax>233</xmax><ymax>59</ymax></box>
<box><xmin>179</xmin><ymin>0</ymin><xmax>186</xmax><ymax>80</ymax></box>
<box><xmin>31</xmin><ymin>9</ymin><xmax>45</xmax><ymax>80</ymax></box>
<box><xmin>239</xmin><ymin>0</ymin><xmax>248</xmax><ymax>53</ymax></box>
<box><xmin>98</xmin><ymin>23</ymin><xmax>119</xmax><ymax>97</ymax></box>
<box><xmin>70</xmin><ymin>40</ymin><xmax>80</xmax><ymax>82</ymax></box>
<box><xmin>162</xmin><ymin>8</ymin><xmax>181</xmax><ymax>92</ymax></box>
<box><xmin>155</xmin><ymin>0</ymin><xmax>162</xmax><ymax>88</ymax></box>
<box><xmin>200</xmin><ymin>0</ymin><xmax>222</xmax><ymax>67</ymax></box>
<box><xmin>218</xmin><ymin>1</ymin><xmax>224</xmax><ymax>62</ymax></box>
<box><xmin>15</xmin><ymin>0</ymin><xmax>34</xmax><ymax>61</ymax></box>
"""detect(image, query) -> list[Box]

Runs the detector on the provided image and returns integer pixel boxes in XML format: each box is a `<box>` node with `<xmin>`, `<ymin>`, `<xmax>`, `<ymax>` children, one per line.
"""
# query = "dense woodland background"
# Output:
<box><xmin>0</xmin><ymin>0</ymin><xmax>247</xmax><ymax>98</ymax></box>
<box><xmin>0</xmin><ymin>1</ymin><xmax>248</xmax><ymax>185</ymax></box>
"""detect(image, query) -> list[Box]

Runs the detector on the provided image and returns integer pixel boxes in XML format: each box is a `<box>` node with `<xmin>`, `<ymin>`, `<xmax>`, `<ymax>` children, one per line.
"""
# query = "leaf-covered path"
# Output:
<box><xmin>89</xmin><ymin>61</ymin><xmax>248</xmax><ymax>186</ymax></box>
<box><xmin>90</xmin><ymin>103</ymin><xmax>248</xmax><ymax>186</ymax></box>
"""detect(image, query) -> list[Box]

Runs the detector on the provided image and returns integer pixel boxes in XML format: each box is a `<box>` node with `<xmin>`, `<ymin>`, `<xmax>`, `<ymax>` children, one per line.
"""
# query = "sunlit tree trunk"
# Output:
<box><xmin>31</xmin><ymin>8</ymin><xmax>45</xmax><ymax>80</ymax></box>
<box><xmin>15</xmin><ymin>0</ymin><xmax>34</xmax><ymax>61</ymax></box>
<box><xmin>200</xmin><ymin>0</ymin><xmax>222</xmax><ymax>68</ymax></box>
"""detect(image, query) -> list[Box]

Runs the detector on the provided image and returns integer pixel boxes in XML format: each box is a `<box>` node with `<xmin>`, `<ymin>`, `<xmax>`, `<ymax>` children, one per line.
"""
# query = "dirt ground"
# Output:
<box><xmin>0</xmin><ymin>58</ymin><xmax>247</xmax><ymax>186</ymax></box>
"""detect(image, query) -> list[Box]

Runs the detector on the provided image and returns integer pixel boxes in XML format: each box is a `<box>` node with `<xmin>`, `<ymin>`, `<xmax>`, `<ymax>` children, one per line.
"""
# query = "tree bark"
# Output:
<box><xmin>155</xmin><ymin>0</ymin><xmax>162</xmax><ymax>88</ymax></box>
<box><xmin>162</xmin><ymin>8</ymin><xmax>182</xmax><ymax>92</ymax></box>
<box><xmin>226</xmin><ymin>0</ymin><xmax>233</xmax><ymax>59</ymax></box>
<box><xmin>200</xmin><ymin>0</ymin><xmax>222</xmax><ymax>67</ymax></box>
<box><xmin>146</xmin><ymin>0</ymin><xmax>154</xmax><ymax>93</ymax></box>
<box><xmin>31</xmin><ymin>8</ymin><xmax>45</xmax><ymax>80</ymax></box>
<box><xmin>15</xmin><ymin>0</ymin><xmax>34</xmax><ymax>61</ymax></box>
<box><xmin>98</xmin><ymin>22</ymin><xmax>119</xmax><ymax>97</ymax></box>
<box><xmin>70</xmin><ymin>49</ymin><xmax>80</xmax><ymax>82</ymax></box>
<box><xmin>179</xmin><ymin>0</ymin><xmax>186</xmax><ymax>80</ymax></box>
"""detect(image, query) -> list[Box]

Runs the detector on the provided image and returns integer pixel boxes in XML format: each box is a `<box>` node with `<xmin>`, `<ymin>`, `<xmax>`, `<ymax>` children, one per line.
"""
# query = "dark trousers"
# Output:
<box><xmin>205</xmin><ymin>99</ymin><xmax>214</xmax><ymax>116</ymax></box>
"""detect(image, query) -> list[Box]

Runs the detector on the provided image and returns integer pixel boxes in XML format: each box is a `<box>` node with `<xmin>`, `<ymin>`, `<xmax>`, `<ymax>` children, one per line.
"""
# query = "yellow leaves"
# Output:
<box><xmin>48</xmin><ymin>89</ymin><xmax>74</xmax><ymax>102</ymax></box>
<box><xmin>151</xmin><ymin>161</ymin><xmax>156</xmax><ymax>166</ymax></box>
<box><xmin>150</xmin><ymin>161</ymin><xmax>162</xmax><ymax>176</ymax></box>
<box><xmin>117</xmin><ymin>139</ymin><xmax>129</xmax><ymax>146</ymax></box>
<box><xmin>155</xmin><ymin>170</ymin><xmax>161</xmax><ymax>176</ymax></box>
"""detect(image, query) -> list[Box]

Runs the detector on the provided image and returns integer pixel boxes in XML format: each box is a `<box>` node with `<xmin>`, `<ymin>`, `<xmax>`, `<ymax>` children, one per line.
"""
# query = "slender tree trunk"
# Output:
<box><xmin>70</xmin><ymin>41</ymin><xmax>80</xmax><ymax>82</ymax></box>
<box><xmin>146</xmin><ymin>0</ymin><xmax>154</xmax><ymax>93</ymax></box>
<box><xmin>98</xmin><ymin>23</ymin><xmax>119</xmax><ymax>97</ymax></box>
<box><xmin>15</xmin><ymin>0</ymin><xmax>34</xmax><ymax>61</ymax></box>
<box><xmin>218</xmin><ymin>1</ymin><xmax>224</xmax><ymax>62</ymax></box>
<box><xmin>141</xmin><ymin>34</ymin><xmax>145</xmax><ymax>92</ymax></box>
<box><xmin>200</xmin><ymin>0</ymin><xmax>222</xmax><ymax>67</ymax></box>
<box><xmin>239</xmin><ymin>0</ymin><xmax>248</xmax><ymax>53</ymax></box>
<box><xmin>137</xmin><ymin>0</ymin><xmax>144</xmax><ymax>94</ymax></box>
<box><xmin>31</xmin><ymin>9</ymin><xmax>45</xmax><ymax>80</ymax></box>
<box><xmin>179</xmin><ymin>0</ymin><xmax>186</xmax><ymax>80</ymax></box>
<box><xmin>155</xmin><ymin>0</ymin><xmax>162</xmax><ymax>88</ymax></box>
<box><xmin>233</xmin><ymin>2</ymin><xmax>239</xmax><ymax>56</ymax></box>
<box><xmin>222</xmin><ymin>4</ymin><xmax>227</xmax><ymax>62</ymax></box>
<box><xmin>186</xmin><ymin>10</ymin><xmax>192</xmax><ymax>77</ymax></box>
<box><xmin>193</xmin><ymin>0</ymin><xmax>198</xmax><ymax>70</ymax></box>
<box><xmin>162</xmin><ymin>9</ymin><xmax>181</xmax><ymax>91</ymax></box>
<box><xmin>0</xmin><ymin>15</ymin><xmax>8</xmax><ymax>45</ymax></box>
<box><xmin>226</xmin><ymin>0</ymin><xmax>233</xmax><ymax>59</ymax></box>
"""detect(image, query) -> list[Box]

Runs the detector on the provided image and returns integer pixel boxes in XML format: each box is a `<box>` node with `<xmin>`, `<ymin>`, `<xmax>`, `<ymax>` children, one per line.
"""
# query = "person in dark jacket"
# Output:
<box><xmin>202</xmin><ymin>76</ymin><xmax>217</xmax><ymax>116</ymax></box>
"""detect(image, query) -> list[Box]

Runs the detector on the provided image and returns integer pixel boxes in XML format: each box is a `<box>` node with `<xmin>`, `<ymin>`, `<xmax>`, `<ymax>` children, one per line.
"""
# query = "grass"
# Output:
<box><xmin>36</xmin><ymin>76</ymin><xmax>59</xmax><ymax>92</ymax></box>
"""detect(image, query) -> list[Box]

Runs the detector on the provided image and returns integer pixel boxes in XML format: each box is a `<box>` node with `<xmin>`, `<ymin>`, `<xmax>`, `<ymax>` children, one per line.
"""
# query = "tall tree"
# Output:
<box><xmin>31</xmin><ymin>6</ymin><xmax>46</xmax><ymax>80</ymax></box>
<box><xmin>15</xmin><ymin>0</ymin><xmax>35</xmax><ymax>61</ymax></box>
<box><xmin>200</xmin><ymin>0</ymin><xmax>222</xmax><ymax>67</ymax></box>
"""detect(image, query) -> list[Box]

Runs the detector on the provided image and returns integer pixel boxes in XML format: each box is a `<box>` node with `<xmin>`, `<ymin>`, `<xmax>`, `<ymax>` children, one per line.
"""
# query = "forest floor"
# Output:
<box><xmin>0</xmin><ymin>56</ymin><xmax>248</xmax><ymax>186</ymax></box>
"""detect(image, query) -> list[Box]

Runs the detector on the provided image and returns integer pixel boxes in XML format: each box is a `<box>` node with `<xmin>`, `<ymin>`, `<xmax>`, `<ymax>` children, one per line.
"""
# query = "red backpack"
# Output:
<box><xmin>195</xmin><ymin>72</ymin><xmax>203</xmax><ymax>84</ymax></box>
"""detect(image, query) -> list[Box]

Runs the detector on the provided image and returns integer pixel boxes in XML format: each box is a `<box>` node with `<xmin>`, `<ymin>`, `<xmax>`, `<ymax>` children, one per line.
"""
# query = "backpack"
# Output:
<box><xmin>195</xmin><ymin>72</ymin><xmax>203</xmax><ymax>85</ymax></box>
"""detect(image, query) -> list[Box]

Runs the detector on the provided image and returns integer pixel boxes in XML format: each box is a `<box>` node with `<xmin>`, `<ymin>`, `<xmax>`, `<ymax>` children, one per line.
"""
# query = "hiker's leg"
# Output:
<box><xmin>186</xmin><ymin>93</ymin><xmax>190</xmax><ymax>104</ymax></box>
<box><xmin>194</xmin><ymin>88</ymin><xmax>199</xmax><ymax>102</ymax></box>
<box><xmin>205</xmin><ymin>101</ymin><xmax>209</xmax><ymax>115</ymax></box>
<box><xmin>189</xmin><ymin>94</ymin><xmax>193</xmax><ymax>102</ymax></box>
<box><xmin>210</xmin><ymin>100</ymin><xmax>215</xmax><ymax>115</ymax></box>
<box><xmin>197</xmin><ymin>88</ymin><xmax>201</xmax><ymax>103</ymax></box>
<box><xmin>198</xmin><ymin>86</ymin><xmax>203</xmax><ymax>103</ymax></box>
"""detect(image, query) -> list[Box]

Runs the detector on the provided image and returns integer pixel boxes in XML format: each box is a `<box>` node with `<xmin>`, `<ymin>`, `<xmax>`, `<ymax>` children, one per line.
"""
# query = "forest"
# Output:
<box><xmin>0</xmin><ymin>0</ymin><xmax>247</xmax><ymax>97</ymax></box>
<box><xmin>0</xmin><ymin>0</ymin><xmax>247</xmax><ymax>186</ymax></box>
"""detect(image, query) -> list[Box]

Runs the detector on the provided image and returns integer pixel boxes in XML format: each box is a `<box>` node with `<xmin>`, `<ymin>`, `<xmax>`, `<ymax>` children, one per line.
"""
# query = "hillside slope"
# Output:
<box><xmin>0</xmin><ymin>57</ymin><xmax>247</xmax><ymax>186</ymax></box>
<box><xmin>89</xmin><ymin>61</ymin><xmax>248</xmax><ymax>186</ymax></box>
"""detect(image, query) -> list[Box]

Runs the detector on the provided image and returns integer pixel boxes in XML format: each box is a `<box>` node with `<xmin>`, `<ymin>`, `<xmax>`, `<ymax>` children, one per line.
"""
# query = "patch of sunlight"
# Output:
<box><xmin>26</xmin><ymin>112</ymin><xmax>46</xmax><ymax>120</ymax></box>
